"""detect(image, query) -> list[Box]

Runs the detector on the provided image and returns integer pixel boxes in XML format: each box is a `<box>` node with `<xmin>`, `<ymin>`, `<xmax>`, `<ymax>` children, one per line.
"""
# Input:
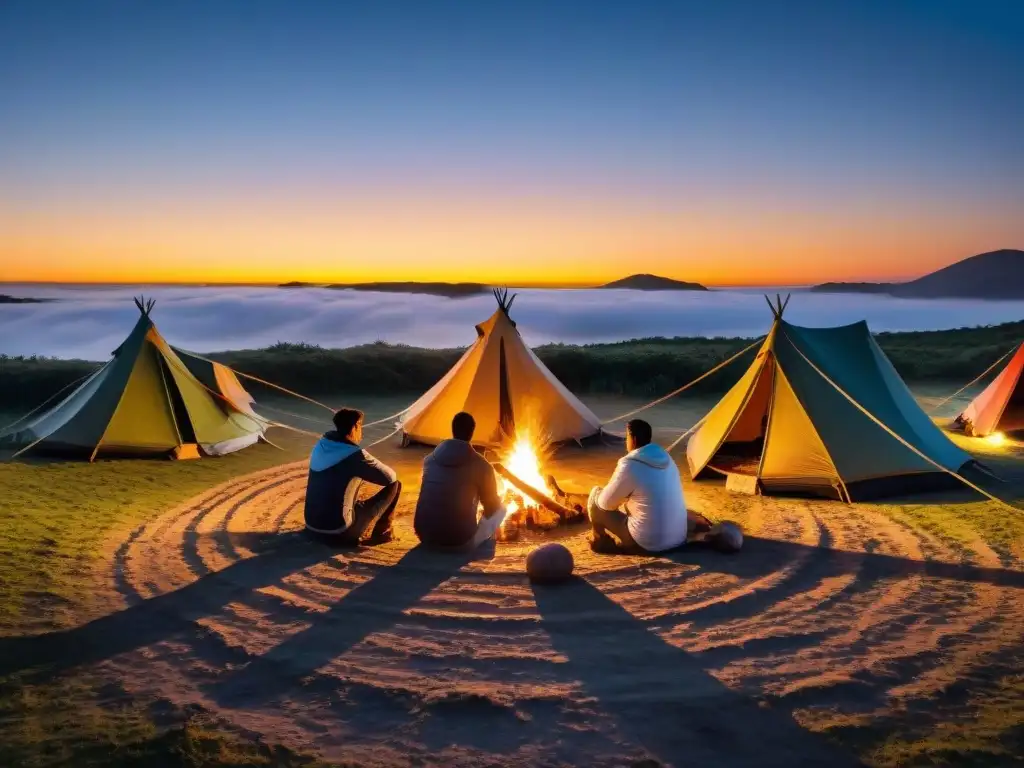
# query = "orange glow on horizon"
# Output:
<box><xmin>2</xmin><ymin>192</ymin><xmax>1020</xmax><ymax>287</ymax></box>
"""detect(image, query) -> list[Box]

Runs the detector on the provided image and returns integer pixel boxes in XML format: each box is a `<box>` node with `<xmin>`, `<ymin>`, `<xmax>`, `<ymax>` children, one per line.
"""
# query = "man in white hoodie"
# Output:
<box><xmin>588</xmin><ymin>419</ymin><xmax>690</xmax><ymax>554</ymax></box>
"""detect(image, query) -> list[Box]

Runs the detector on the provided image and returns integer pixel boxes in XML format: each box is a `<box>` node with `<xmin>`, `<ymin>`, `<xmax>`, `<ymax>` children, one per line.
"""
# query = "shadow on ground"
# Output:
<box><xmin>532</xmin><ymin>575</ymin><xmax>864</xmax><ymax>766</ymax></box>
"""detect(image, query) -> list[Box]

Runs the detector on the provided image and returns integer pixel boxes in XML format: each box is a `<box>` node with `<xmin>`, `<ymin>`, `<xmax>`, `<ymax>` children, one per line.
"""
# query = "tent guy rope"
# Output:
<box><xmin>666</xmin><ymin>413</ymin><xmax>711</xmax><ymax>453</ymax></box>
<box><xmin>0</xmin><ymin>368</ymin><xmax>100</xmax><ymax>435</ymax></box>
<box><xmin>162</xmin><ymin>350</ymin><xmax>400</xmax><ymax>448</ymax></box>
<box><xmin>141</xmin><ymin>347</ymin><xmax>414</xmax><ymax>428</ymax></box>
<box><xmin>925</xmin><ymin>343</ymin><xmax>1019</xmax><ymax>414</ymax></box>
<box><xmin>157</xmin><ymin>350</ymin><xmax>273</xmax><ymax>436</ymax></box>
<box><xmin>601</xmin><ymin>336</ymin><xmax>765</xmax><ymax>426</ymax></box>
<box><xmin>252</xmin><ymin>400</ymin><xmax>335</xmax><ymax>427</ymax></box>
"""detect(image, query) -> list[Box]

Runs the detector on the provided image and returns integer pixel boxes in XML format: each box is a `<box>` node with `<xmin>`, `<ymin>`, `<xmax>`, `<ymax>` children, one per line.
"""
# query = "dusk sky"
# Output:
<box><xmin>1</xmin><ymin>1</ymin><xmax>1022</xmax><ymax>286</ymax></box>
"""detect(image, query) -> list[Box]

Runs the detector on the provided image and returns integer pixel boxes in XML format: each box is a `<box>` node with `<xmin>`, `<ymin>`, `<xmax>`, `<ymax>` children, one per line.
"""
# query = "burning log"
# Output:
<box><xmin>492</xmin><ymin>462</ymin><xmax>581</xmax><ymax>522</ymax></box>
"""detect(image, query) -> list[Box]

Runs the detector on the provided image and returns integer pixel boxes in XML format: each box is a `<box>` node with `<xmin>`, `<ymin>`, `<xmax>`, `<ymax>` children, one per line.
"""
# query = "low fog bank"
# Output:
<box><xmin>2</xmin><ymin>284</ymin><xmax>1023</xmax><ymax>360</ymax></box>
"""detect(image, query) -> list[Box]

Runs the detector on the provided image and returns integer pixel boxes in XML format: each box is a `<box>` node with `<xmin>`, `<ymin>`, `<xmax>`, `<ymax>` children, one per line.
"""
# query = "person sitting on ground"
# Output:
<box><xmin>587</xmin><ymin>418</ymin><xmax>690</xmax><ymax>554</ymax></box>
<box><xmin>303</xmin><ymin>407</ymin><xmax>401</xmax><ymax>546</ymax></box>
<box><xmin>414</xmin><ymin>411</ymin><xmax>507</xmax><ymax>549</ymax></box>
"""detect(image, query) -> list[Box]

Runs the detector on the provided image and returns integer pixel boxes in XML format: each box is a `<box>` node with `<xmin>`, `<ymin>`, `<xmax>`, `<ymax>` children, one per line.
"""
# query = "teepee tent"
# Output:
<box><xmin>686</xmin><ymin>296</ymin><xmax>972</xmax><ymax>500</ymax></box>
<box><xmin>399</xmin><ymin>289</ymin><xmax>603</xmax><ymax>446</ymax></box>
<box><xmin>954</xmin><ymin>342</ymin><xmax>1024</xmax><ymax>437</ymax></box>
<box><xmin>171</xmin><ymin>346</ymin><xmax>263</xmax><ymax>423</ymax></box>
<box><xmin>0</xmin><ymin>298</ymin><xmax>267</xmax><ymax>460</ymax></box>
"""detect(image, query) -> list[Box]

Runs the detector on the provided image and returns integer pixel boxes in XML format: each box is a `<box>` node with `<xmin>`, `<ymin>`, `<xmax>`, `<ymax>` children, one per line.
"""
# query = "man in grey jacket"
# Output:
<box><xmin>413</xmin><ymin>412</ymin><xmax>507</xmax><ymax>549</ymax></box>
<box><xmin>303</xmin><ymin>408</ymin><xmax>401</xmax><ymax>546</ymax></box>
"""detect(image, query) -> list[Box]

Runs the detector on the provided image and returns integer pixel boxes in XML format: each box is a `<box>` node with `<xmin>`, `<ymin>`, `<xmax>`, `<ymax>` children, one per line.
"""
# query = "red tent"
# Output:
<box><xmin>955</xmin><ymin>342</ymin><xmax>1024</xmax><ymax>437</ymax></box>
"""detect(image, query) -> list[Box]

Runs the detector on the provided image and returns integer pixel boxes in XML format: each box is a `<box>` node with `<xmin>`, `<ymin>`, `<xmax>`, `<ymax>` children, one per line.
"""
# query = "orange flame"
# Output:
<box><xmin>499</xmin><ymin>429</ymin><xmax>548</xmax><ymax>519</ymax></box>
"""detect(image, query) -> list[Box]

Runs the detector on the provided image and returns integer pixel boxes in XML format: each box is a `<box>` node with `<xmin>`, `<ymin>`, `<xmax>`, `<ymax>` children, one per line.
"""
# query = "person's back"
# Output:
<box><xmin>414</xmin><ymin>412</ymin><xmax>505</xmax><ymax>548</ymax></box>
<box><xmin>304</xmin><ymin>408</ymin><xmax>400</xmax><ymax>545</ymax></box>
<box><xmin>589</xmin><ymin>419</ymin><xmax>688</xmax><ymax>553</ymax></box>
<box><xmin>611</xmin><ymin>442</ymin><xmax>688</xmax><ymax>552</ymax></box>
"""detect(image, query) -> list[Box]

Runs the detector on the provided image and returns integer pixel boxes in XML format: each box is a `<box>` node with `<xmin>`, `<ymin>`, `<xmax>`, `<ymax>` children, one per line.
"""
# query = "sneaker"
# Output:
<box><xmin>589</xmin><ymin>532</ymin><xmax>620</xmax><ymax>555</ymax></box>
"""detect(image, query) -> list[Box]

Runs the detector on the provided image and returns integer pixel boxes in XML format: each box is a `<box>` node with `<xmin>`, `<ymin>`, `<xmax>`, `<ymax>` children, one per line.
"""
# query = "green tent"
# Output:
<box><xmin>686</xmin><ymin>299</ymin><xmax>972</xmax><ymax>500</ymax></box>
<box><xmin>1</xmin><ymin>298</ymin><xmax>267</xmax><ymax>460</ymax></box>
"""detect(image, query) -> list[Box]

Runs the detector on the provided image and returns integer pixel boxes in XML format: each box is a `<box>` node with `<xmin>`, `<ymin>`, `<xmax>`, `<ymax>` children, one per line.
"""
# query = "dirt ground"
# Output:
<box><xmin>3</xmin><ymin>423</ymin><xmax>1021</xmax><ymax>767</ymax></box>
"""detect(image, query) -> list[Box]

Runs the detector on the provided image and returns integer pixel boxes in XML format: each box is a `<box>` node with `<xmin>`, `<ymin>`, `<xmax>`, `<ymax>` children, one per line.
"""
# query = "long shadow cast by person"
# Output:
<box><xmin>574</xmin><ymin>532</ymin><xmax>1024</xmax><ymax>641</ymax></box>
<box><xmin>209</xmin><ymin>542</ymin><xmax>491</xmax><ymax>707</ymax></box>
<box><xmin>631</xmin><ymin>534</ymin><xmax>1024</xmax><ymax>630</ymax></box>
<box><xmin>661</xmin><ymin>535</ymin><xmax>1024</xmax><ymax>587</ymax></box>
<box><xmin>0</xmin><ymin>532</ymin><xmax>335</xmax><ymax>680</ymax></box>
<box><xmin>532</xmin><ymin>576</ymin><xmax>864</xmax><ymax>767</ymax></box>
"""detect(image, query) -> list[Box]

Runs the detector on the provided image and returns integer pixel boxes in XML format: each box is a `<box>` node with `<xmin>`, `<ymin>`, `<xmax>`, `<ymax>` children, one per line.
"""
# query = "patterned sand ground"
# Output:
<box><xmin>3</xmin><ymin>434</ymin><xmax>1017</xmax><ymax>766</ymax></box>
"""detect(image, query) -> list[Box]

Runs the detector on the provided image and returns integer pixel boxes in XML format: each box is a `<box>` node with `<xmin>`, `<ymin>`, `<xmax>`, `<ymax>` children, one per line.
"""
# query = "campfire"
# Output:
<box><xmin>491</xmin><ymin>430</ymin><xmax>586</xmax><ymax>542</ymax></box>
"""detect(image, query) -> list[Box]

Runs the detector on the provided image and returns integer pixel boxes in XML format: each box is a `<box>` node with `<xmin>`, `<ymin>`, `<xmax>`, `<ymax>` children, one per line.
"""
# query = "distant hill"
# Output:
<box><xmin>0</xmin><ymin>294</ymin><xmax>54</xmax><ymax>304</ymax></box>
<box><xmin>810</xmin><ymin>249</ymin><xmax>1024</xmax><ymax>299</ymax></box>
<box><xmin>326</xmin><ymin>282</ymin><xmax>489</xmax><ymax>298</ymax></box>
<box><xmin>276</xmin><ymin>281</ymin><xmax>489</xmax><ymax>297</ymax></box>
<box><xmin>810</xmin><ymin>282</ymin><xmax>892</xmax><ymax>295</ymax></box>
<box><xmin>600</xmin><ymin>274</ymin><xmax>708</xmax><ymax>291</ymax></box>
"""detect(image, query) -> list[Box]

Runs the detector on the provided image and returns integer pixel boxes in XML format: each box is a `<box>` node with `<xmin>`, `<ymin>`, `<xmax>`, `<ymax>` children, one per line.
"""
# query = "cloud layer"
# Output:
<box><xmin>2</xmin><ymin>285</ymin><xmax>1022</xmax><ymax>361</ymax></box>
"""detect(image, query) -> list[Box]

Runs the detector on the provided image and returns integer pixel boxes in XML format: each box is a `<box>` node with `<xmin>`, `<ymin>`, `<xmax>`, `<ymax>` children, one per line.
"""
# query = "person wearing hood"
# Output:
<box><xmin>304</xmin><ymin>408</ymin><xmax>401</xmax><ymax>546</ymax></box>
<box><xmin>413</xmin><ymin>412</ymin><xmax>507</xmax><ymax>549</ymax></box>
<box><xmin>588</xmin><ymin>418</ymin><xmax>689</xmax><ymax>554</ymax></box>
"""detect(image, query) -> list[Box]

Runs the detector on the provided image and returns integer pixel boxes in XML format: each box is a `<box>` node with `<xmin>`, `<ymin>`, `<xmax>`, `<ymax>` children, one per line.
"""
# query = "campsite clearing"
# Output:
<box><xmin>1</xmin><ymin>395</ymin><xmax>1023</xmax><ymax>767</ymax></box>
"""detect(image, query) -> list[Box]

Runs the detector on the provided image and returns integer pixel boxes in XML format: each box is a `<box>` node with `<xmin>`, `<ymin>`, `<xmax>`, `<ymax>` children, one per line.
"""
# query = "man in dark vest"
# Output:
<box><xmin>414</xmin><ymin>412</ymin><xmax>507</xmax><ymax>549</ymax></box>
<box><xmin>303</xmin><ymin>408</ymin><xmax>401</xmax><ymax>545</ymax></box>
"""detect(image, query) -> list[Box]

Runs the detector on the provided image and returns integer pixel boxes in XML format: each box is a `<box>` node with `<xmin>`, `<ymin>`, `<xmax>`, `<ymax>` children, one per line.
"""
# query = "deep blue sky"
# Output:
<box><xmin>1</xmin><ymin>1</ymin><xmax>1022</xmax><ymax>284</ymax></box>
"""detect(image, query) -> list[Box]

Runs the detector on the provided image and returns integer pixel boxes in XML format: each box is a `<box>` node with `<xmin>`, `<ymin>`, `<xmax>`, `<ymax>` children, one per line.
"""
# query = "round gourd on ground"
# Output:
<box><xmin>526</xmin><ymin>542</ymin><xmax>574</xmax><ymax>583</ymax></box>
<box><xmin>709</xmin><ymin>521</ymin><xmax>743</xmax><ymax>553</ymax></box>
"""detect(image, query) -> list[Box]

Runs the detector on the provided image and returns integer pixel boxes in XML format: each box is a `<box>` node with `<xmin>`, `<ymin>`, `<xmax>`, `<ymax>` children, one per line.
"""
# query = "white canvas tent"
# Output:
<box><xmin>399</xmin><ymin>289</ymin><xmax>604</xmax><ymax>447</ymax></box>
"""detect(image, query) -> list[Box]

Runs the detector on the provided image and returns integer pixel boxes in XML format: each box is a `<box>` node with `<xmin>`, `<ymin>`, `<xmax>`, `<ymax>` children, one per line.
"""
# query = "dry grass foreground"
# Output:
<box><xmin>2</xmin><ymin>436</ymin><xmax>1024</xmax><ymax>767</ymax></box>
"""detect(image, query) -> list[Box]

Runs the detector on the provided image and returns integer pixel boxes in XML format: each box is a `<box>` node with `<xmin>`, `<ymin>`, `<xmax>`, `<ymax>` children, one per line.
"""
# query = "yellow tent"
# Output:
<box><xmin>686</xmin><ymin>297</ymin><xmax>972</xmax><ymax>500</ymax></box>
<box><xmin>0</xmin><ymin>298</ymin><xmax>268</xmax><ymax>460</ymax></box>
<box><xmin>399</xmin><ymin>289</ymin><xmax>604</xmax><ymax>446</ymax></box>
<box><xmin>172</xmin><ymin>345</ymin><xmax>264</xmax><ymax>425</ymax></box>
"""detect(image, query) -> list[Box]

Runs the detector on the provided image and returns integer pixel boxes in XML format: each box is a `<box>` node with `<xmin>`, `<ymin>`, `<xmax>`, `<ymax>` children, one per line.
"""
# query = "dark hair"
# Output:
<box><xmin>333</xmin><ymin>408</ymin><xmax>364</xmax><ymax>437</ymax></box>
<box><xmin>452</xmin><ymin>411</ymin><xmax>476</xmax><ymax>442</ymax></box>
<box><xmin>626</xmin><ymin>419</ymin><xmax>652</xmax><ymax>448</ymax></box>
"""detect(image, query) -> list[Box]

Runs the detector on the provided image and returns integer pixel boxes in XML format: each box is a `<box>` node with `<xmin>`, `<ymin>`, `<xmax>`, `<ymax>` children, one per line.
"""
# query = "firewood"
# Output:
<box><xmin>492</xmin><ymin>462</ymin><xmax>576</xmax><ymax>520</ymax></box>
